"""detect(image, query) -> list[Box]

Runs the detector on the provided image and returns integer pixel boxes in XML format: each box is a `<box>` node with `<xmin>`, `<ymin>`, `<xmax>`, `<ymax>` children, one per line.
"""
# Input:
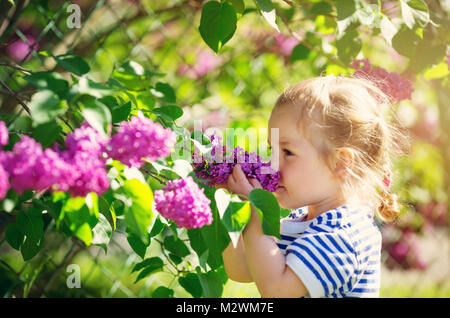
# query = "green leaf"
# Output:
<box><xmin>336</xmin><ymin>28</ymin><xmax>362</xmax><ymax>65</ymax></box>
<box><xmin>151</xmin><ymin>105</ymin><xmax>183</xmax><ymax>121</ymax></box>
<box><xmin>127</xmin><ymin>231</ymin><xmax>149</xmax><ymax>259</ymax></box>
<box><xmin>248</xmin><ymin>189</ymin><xmax>280</xmax><ymax>239</ymax></box>
<box><xmin>112</xmin><ymin>70</ymin><xmax>148</xmax><ymax>91</ymax></box>
<box><xmin>226</xmin><ymin>0</ymin><xmax>245</xmax><ymax>14</ymax></box>
<box><xmin>29</xmin><ymin>90</ymin><xmax>67</xmax><ymax>127</ymax></box>
<box><xmin>400</xmin><ymin>0</ymin><xmax>429</xmax><ymax>29</ymax></box>
<box><xmin>61</xmin><ymin>196</ymin><xmax>97</xmax><ymax>246</ymax></box>
<box><xmin>75</xmin><ymin>76</ymin><xmax>114</xmax><ymax>98</ymax></box>
<box><xmin>91</xmin><ymin>213</ymin><xmax>112</xmax><ymax>253</ymax></box>
<box><xmin>55</xmin><ymin>54</ymin><xmax>90</xmax><ymax>76</ymax></box>
<box><xmin>152</xmin><ymin>286</ymin><xmax>174</xmax><ymax>298</ymax></box>
<box><xmin>164</xmin><ymin>235</ymin><xmax>190</xmax><ymax>258</ymax></box>
<box><xmin>111</xmin><ymin>101</ymin><xmax>131</xmax><ymax>123</ymax></box>
<box><xmin>392</xmin><ymin>25</ymin><xmax>422</xmax><ymax>58</ymax></box>
<box><xmin>188</xmin><ymin>199</ymin><xmax>230</xmax><ymax>270</ymax></box>
<box><xmin>356</xmin><ymin>5</ymin><xmax>375</xmax><ymax>26</ymax></box>
<box><xmin>74</xmin><ymin>223</ymin><xmax>93</xmax><ymax>246</ymax></box>
<box><xmin>151</xmin><ymin>82</ymin><xmax>177</xmax><ymax>104</ymax></box>
<box><xmin>379</xmin><ymin>16</ymin><xmax>398</xmax><ymax>45</ymax></box>
<box><xmin>121</xmin><ymin>179</ymin><xmax>154</xmax><ymax>245</ymax></box>
<box><xmin>16</xmin><ymin>208</ymin><xmax>44</xmax><ymax>242</ymax></box>
<box><xmin>199</xmin><ymin>1</ymin><xmax>237</xmax><ymax>53</ymax></box>
<box><xmin>132</xmin><ymin>256</ymin><xmax>164</xmax><ymax>273</ymax></box>
<box><xmin>133</xmin><ymin>257</ymin><xmax>164</xmax><ymax>283</ymax></box>
<box><xmin>171</xmin><ymin>159</ymin><xmax>194</xmax><ymax>179</ymax></box>
<box><xmin>179</xmin><ymin>273</ymin><xmax>203</xmax><ymax>298</ymax></box>
<box><xmin>149</xmin><ymin>216</ymin><xmax>165</xmax><ymax>237</ymax></box>
<box><xmin>290</xmin><ymin>43</ymin><xmax>311</xmax><ymax>62</ymax></box>
<box><xmin>21</xmin><ymin>236</ymin><xmax>43</xmax><ymax>261</ymax></box>
<box><xmin>255</xmin><ymin>0</ymin><xmax>280</xmax><ymax>32</ymax></box>
<box><xmin>5</xmin><ymin>222</ymin><xmax>24</xmax><ymax>250</ymax></box>
<box><xmin>32</xmin><ymin>121</ymin><xmax>62</xmax><ymax>148</ymax></box>
<box><xmin>81</xmin><ymin>98</ymin><xmax>112</xmax><ymax>137</ymax></box>
<box><xmin>281</xmin><ymin>208</ymin><xmax>291</xmax><ymax>218</ymax></box>
<box><xmin>215</xmin><ymin>189</ymin><xmax>250</xmax><ymax>248</ymax></box>
<box><xmin>336</xmin><ymin>0</ymin><xmax>356</xmax><ymax>20</ymax></box>
<box><xmin>424</xmin><ymin>62</ymin><xmax>449</xmax><ymax>80</ymax></box>
<box><xmin>310</xmin><ymin>2</ymin><xmax>333</xmax><ymax>15</ymax></box>
<box><xmin>23</xmin><ymin>72</ymin><xmax>69</xmax><ymax>98</ymax></box>
<box><xmin>196</xmin><ymin>267</ymin><xmax>225</xmax><ymax>298</ymax></box>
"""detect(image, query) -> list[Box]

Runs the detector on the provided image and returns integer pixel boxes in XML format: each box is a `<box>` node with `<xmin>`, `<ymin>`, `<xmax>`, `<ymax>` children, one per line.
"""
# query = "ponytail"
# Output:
<box><xmin>377</xmin><ymin>189</ymin><xmax>401</xmax><ymax>222</ymax></box>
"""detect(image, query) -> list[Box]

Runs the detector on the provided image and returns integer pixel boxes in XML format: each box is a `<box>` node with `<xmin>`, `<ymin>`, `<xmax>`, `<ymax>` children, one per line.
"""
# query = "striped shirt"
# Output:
<box><xmin>277</xmin><ymin>204</ymin><xmax>382</xmax><ymax>298</ymax></box>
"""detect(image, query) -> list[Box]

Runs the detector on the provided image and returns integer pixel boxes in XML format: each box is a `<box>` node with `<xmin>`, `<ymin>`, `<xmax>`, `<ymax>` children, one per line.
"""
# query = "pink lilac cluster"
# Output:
<box><xmin>0</xmin><ymin>163</ymin><xmax>9</xmax><ymax>200</ymax></box>
<box><xmin>274</xmin><ymin>34</ymin><xmax>299</xmax><ymax>57</ymax></box>
<box><xmin>58</xmin><ymin>122</ymin><xmax>110</xmax><ymax>197</ymax></box>
<box><xmin>154</xmin><ymin>176</ymin><xmax>213</xmax><ymax>229</ymax></box>
<box><xmin>192</xmin><ymin>134</ymin><xmax>280</xmax><ymax>192</ymax></box>
<box><xmin>0</xmin><ymin>116</ymin><xmax>176</xmax><ymax>199</ymax></box>
<box><xmin>107</xmin><ymin>116</ymin><xmax>177</xmax><ymax>168</ymax></box>
<box><xmin>0</xmin><ymin>121</ymin><xmax>10</xmax><ymax>199</ymax></box>
<box><xmin>350</xmin><ymin>59</ymin><xmax>414</xmax><ymax>102</ymax></box>
<box><xmin>0</xmin><ymin>121</ymin><xmax>8</xmax><ymax>146</ymax></box>
<box><xmin>178</xmin><ymin>50</ymin><xmax>222</xmax><ymax>80</ymax></box>
<box><xmin>1</xmin><ymin>136</ymin><xmax>72</xmax><ymax>194</ymax></box>
<box><xmin>5</xmin><ymin>32</ymin><xmax>39</xmax><ymax>62</ymax></box>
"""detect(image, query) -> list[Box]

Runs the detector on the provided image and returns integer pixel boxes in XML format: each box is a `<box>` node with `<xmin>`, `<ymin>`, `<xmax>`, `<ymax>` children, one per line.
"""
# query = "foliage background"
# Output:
<box><xmin>0</xmin><ymin>0</ymin><xmax>449</xmax><ymax>297</ymax></box>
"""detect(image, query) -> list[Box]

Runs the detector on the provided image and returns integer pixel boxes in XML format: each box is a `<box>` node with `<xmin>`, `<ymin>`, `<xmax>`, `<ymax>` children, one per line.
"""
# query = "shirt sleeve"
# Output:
<box><xmin>285</xmin><ymin>230</ymin><xmax>358</xmax><ymax>298</ymax></box>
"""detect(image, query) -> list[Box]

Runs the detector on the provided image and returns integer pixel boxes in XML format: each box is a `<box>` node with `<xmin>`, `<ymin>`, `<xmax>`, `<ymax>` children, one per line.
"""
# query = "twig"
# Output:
<box><xmin>0</xmin><ymin>60</ymin><xmax>33</xmax><ymax>74</ymax></box>
<box><xmin>0</xmin><ymin>78</ymin><xmax>31</xmax><ymax>115</ymax></box>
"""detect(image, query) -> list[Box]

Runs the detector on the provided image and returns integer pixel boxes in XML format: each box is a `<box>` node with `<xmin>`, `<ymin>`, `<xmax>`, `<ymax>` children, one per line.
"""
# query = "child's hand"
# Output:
<box><xmin>225</xmin><ymin>164</ymin><xmax>262</xmax><ymax>199</ymax></box>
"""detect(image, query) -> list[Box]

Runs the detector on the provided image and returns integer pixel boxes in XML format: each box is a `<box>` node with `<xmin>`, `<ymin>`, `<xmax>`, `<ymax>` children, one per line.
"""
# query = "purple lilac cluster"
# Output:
<box><xmin>107</xmin><ymin>116</ymin><xmax>177</xmax><ymax>168</ymax></box>
<box><xmin>58</xmin><ymin>122</ymin><xmax>110</xmax><ymax>197</ymax></box>
<box><xmin>0</xmin><ymin>116</ymin><xmax>176</xmax><ymax>199</ymax></box>
<box><xmin>154</xmin><ymin>176</ymin><xmax>213</xmax><ymax>229</ymax></box>
<box><xmin>192</xmin><ymin>134</ymin><xmax>280</xmax><ymax>192</ymax></box>
<box><xmin>350</xmin><ymin>59</ymin><xmax>414</xmax><ymax>102</ymax></box>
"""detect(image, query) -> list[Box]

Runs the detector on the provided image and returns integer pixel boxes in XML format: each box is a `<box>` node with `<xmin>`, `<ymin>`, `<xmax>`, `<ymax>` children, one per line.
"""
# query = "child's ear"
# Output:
<box><xmin>333</xmin><ymin>147</ymin><xmax>355</xmax><ymax>180</ymax></box>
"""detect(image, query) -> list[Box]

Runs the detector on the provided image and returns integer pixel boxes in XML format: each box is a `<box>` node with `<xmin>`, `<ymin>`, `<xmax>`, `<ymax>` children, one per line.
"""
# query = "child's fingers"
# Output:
<box><xmin>233</xmin><ymin>164</ymin><xmax>247</xmax><ymax>183</ymax></box>
<box><xmin>249</xmin><ymin>178</ymin><xmax>262</xmax><ymax>188</ymax></box>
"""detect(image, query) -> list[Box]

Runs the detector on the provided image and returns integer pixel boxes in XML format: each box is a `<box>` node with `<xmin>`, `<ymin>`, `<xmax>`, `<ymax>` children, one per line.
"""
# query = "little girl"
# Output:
<box><xmin>221</xmin><ymin>75</ymin><xmax>407</xmax><ymax>298</ymax></box>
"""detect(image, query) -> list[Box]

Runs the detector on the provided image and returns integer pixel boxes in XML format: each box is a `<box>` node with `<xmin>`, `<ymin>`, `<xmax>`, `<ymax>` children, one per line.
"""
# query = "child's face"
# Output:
<box><xmin>268</xmin><ymin>106</ymin><xmax>341</xmax><ymax>210</ymax></box>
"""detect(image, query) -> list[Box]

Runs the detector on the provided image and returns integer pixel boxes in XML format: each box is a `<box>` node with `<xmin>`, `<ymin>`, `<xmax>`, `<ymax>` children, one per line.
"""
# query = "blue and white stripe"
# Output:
<box><xmin>277</xmin><ymin>205</ymin><xmax>381</xmax><ymax>298</ymax></box>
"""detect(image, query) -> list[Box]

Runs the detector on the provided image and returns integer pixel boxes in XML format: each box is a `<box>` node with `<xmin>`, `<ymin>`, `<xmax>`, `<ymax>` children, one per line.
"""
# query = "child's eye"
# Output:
<box><xmin>283</xmin><ymin>149</ymin><xmax>293</xmax><ymax>156</ymax></box>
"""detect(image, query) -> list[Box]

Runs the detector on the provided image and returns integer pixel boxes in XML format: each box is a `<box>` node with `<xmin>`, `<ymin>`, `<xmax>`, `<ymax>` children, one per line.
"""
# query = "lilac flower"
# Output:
<box><xmin>5</xmin><ymin>32</ymin><xmax>39</xmax><ymax>62</ymax></box>
<box><xmin>65</xmin><ymin>122</ymin><xmax>108</xmax><ymax>159</ymax></box>
<box><xmin>107</xmin><ymin>116</ymin><xmax>177</xmax><ymax>168</ymax></box>
<box><xmin>274</xmin><ymin>34</ymin><xmax>299</xmax><ymax>57</ymax></box>
<box><xmin>193</xmin><ymin>134</ymin><xmax>280</xmax><ymax>192</ymax></box>
<box><xmin>154</xmin><ymin>176</ymin><xmax>213</xmax><ymax>229</ymax></box>
<box><xmin>61</xmin><ymin>151</ymin><xmax>110</xmax><ymax>197</ymax></box>
<box><xmin>0</xmin><ymin>121</ymin><xmax>8</xmax><ymax>146</ymax></box>
<box><xmin>3</xmin><ymin>136</ymin><xmax>72</xmax><ymax>194</ymax></box>
<box><xmin>178</xmin><ymin>50</ymin><xmax>222</xmax><ymax>79</ymax></box>
<box><xmin>59</xmin><ymin>122</ymin><xmax>110</xmax><ymax>197</ymax></box>
<box><xmin>350</xmin><ymin>59</ymin><xmax>414</xmax><ymax>102</ymax></box>
<box><xmin>0</xmin><ymin>164</ymin><xmax>10</xmax><ymax>200</ymax></box>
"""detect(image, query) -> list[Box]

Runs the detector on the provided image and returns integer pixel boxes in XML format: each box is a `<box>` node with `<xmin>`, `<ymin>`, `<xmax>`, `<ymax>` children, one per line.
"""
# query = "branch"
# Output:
<box><xmin>0</xmin><ymin>60</ymin><xmax>33</xmax><ymax>74</ymax></box>
<box><xmin>0</xmin><ymin>78</ymin><xmax>31</xmax><ymax>115</ymax></box>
